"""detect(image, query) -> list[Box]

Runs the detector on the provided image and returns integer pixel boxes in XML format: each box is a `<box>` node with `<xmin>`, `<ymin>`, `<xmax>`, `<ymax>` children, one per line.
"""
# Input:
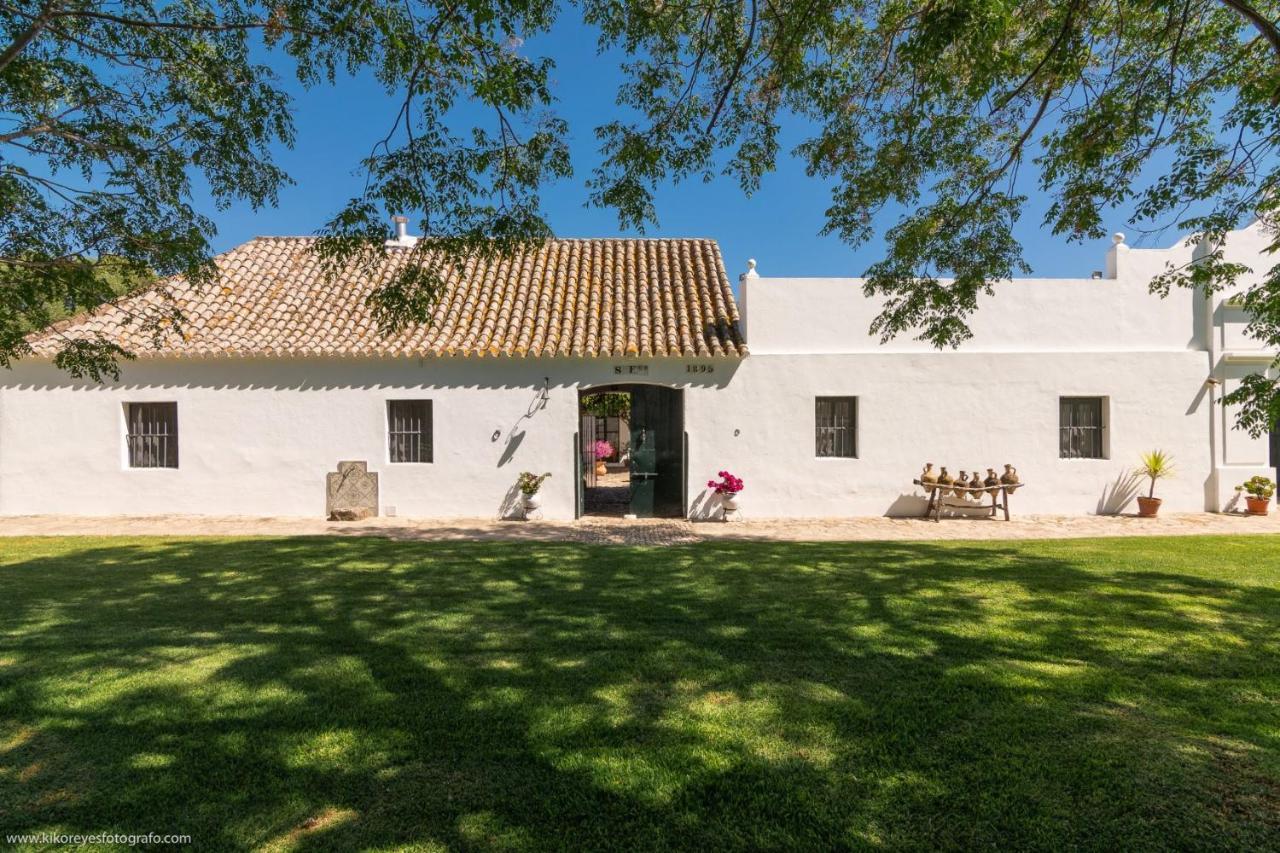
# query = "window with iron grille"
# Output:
<box><xmin>1059</xmin><ymin>397</ymin><xmax>1106</xmax><ymax>459</ymax></box>
<box><xmin>125</xmin><ymin>402</ymin><xmax>178</xmax><ymax>468</ymax></box>
<box><xmin>815</xmin><ymin>397</ymin><xmax>857</xmax><ymax>458</ymax></box>
<box><xmin>388</xmin><ymin>400</ymin><xmax>433</xmax><ymax>463</ymax></box>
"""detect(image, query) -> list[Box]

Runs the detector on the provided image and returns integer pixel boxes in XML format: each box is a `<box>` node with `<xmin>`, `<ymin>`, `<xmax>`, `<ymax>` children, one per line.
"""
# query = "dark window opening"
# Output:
<box><xmin>1060</xmin><ymin>397</ymin><xmax>1105</xmax><ymax>459</ymax></box>
<box><xmin>388</xmin><ymin>400</ymin><xmax>433</xmax><ymax>463</ymax></box>
<box><xmin>816</xmin><ymin>397</ymin><xmax>857</xmax><ymax>458</ymax></box>
<box><xmin>126</xmin><ymin>402</ymin><xmax>178</xmax><ymax>468</ymax></box>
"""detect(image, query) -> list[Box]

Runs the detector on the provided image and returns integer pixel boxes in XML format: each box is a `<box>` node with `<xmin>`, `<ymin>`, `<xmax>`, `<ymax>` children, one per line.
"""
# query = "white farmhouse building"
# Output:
<box><xmin>1</xmin><ymin>222</ymin><xmax>1275</xmax><ymax>521</ymax></box>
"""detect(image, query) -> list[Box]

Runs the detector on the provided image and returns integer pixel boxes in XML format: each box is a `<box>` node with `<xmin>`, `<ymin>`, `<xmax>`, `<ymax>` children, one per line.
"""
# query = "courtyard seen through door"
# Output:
<box><xmin>578</xmin><ymin>385</ymin><xmax>685</xmax><ymax>518</ymax></box>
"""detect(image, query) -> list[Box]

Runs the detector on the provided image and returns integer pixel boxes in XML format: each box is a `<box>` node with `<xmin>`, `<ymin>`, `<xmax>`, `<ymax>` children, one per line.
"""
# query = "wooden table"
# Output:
<box><xmin>913</xmin><ymin>479</ymin><xmax>1023</xmax><ymax>522</ymax></box>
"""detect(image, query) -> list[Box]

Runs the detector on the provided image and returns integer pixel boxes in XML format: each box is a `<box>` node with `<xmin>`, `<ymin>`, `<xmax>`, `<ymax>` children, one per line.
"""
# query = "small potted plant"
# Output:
<box><xmin>592</xmin><ymin>440</ymin><xmax>614</xmax><ymax>476</ymax></box>
<box><xmin>1236</xmin><ymin>476</ymin><xmax>1276</xmax><ymax>516</ymax></box>
<box><xmin>707</xmin><ymin>470</ymin><xmax>744</xmax><ymax>518</ymax></box>
<box><xmin>1135</xmin><ymin>450</ymin><xmax>1174</xmax><ymax>518</ymax></box>
<box><xmin>518</xmin><ymin>471</ymin><xmax>552</xmax><ymax>517</ymax></box>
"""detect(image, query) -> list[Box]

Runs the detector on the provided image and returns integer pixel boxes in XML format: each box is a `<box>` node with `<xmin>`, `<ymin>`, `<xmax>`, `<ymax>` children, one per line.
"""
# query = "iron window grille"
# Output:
<box><xmin>125</xmin><ymin>402</ymin><xmax>178</xmax><ymax>468</ymax></box>
<box><xmin>388</xmin><ymin>400</ymin><xmax>433</xmax><ymax>463</ymax></box>
<box><xmin>816</xmin><ymin>396</ymin><xmax>858</xmax><ymax>458</ymax></box>
<box><xmin>1059</xmin><ymin>397</ymin><xmax>1106</xmax><ymax>459</ymax></box>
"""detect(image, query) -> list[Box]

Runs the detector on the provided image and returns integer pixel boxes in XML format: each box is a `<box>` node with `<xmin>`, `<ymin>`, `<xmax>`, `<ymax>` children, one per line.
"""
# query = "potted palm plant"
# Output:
<box><xmin>1135</xmin><ymin>450</ymin><xmax>1174</xmax><ymax>518</ymax></box>
<box><xmin>1236</xmin><ymin>476</ymin><xmax>1276</xmax><ymax>516</ymax></box>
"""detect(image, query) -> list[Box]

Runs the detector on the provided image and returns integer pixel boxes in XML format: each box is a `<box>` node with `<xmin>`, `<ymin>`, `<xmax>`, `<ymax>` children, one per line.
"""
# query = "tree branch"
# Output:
<box><xmin>1218</xmin><ymin>0</ymin><xmax>1280</xmax><ymax>65</ymax></box>
<box><xmin>0</xmin><ymin>0</ymin><xmax>58</xmax><ymax>73</ymax></box>
<box><xmin>47</xmin><ymin>8</ymin><xmax>319</xmax><ymax>36</ymax></box>
<box><xmin>705</xmin><ymin>0</ymin><xmax>758</xmax><ymax>134</ymax></box>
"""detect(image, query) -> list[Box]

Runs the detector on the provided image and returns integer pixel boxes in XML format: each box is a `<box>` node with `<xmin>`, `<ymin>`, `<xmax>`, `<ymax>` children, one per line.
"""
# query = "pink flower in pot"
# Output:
<box><xmin>707</xmin><ymin>470</ymin><xmax>744</xmax><ymax>496</ymax></box>
<box><xmin>707</xmin><ymin>471</ymin><xmax>744</xmax><ymax>518</ymax></box>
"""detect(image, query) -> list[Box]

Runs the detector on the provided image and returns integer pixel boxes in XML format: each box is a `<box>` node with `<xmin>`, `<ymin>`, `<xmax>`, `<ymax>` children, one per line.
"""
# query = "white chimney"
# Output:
<box><xmin>386</xmin><ymin>215</ymin><xmax>417</xmax><ymax>248</ymax></box>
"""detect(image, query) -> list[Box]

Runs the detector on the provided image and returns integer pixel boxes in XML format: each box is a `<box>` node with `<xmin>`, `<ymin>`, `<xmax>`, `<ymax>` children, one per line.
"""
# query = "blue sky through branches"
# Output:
<box><xmin>197</xmin><ymin>16</ymin><xmax>1166</xmax><ymax>286</ymax></box>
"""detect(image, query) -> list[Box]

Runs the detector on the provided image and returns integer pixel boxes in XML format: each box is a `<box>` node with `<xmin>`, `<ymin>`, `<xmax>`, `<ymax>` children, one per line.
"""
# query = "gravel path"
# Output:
<box><xmin>1</xmin><ymin>511</ymin><xmax>1277</xmax><ymax>545</ymax></box>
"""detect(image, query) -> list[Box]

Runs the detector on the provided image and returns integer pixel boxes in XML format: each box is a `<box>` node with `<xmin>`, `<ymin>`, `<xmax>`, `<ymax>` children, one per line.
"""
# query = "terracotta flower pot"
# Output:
<box><xmin>1245</xmin><ymin>496</ymin><xmax>1271</xmax><ymax>516</ymax></box>
<box><xmin>1136</xmin><ymin>496</ymin><xmax>1162</xmax><ymax>518</ymax></box>
<box><xmin>595</xmin><ymin>461</ymin><xmax>607</xmax><ymax>475</ymax></box>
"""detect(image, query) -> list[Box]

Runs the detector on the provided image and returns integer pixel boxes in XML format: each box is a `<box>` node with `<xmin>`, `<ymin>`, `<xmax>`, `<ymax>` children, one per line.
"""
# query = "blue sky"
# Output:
<box><xmin>200</xmin><ymin>20</ymin><xmax>1149</xmax><ymax>283</ymax></box>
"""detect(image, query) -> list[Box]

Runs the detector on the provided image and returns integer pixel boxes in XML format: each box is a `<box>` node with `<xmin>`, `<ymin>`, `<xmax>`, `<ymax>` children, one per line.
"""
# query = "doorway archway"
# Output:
<box><xmin>577</xmin><ymin>384</ymin><xmax>685</xmax><ymax>518</ymax></box>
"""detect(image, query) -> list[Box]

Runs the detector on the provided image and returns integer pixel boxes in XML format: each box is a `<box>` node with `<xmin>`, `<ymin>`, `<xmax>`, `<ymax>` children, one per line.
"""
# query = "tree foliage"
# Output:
<box><xmin>581</xmin><ymin>391</ymin><xmax>631</xmax><ymax>422</ymax></box>
<box><xmin>4</xmin><ymin>0</ymin><xmax>1280</xmax><ymax>432</ymax></box>
<box><xmin>583</xmin><ymin>0</ymin><xmax>1280</xmax><ymax>433</ymax></box>
<box><xmin>0</xmin><ymin>0</ymin><xmax>567</xmax><ymax>379</ymax></box>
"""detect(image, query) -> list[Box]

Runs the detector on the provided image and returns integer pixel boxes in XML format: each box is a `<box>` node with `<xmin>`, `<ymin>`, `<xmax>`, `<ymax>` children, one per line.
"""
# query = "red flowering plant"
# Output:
<box><xmin>593</xmin><ymin>439</ymin><xmax>615</xmax><ymax>461</ymax></box>
<box><xmin>707</xmin><ymin>471</ymin><xmax>744</xmax><ymax>497</ymax></box>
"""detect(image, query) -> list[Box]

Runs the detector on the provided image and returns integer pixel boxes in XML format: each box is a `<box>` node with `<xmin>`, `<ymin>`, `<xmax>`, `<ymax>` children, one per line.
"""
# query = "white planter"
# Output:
<box><xmin>523</xmin><ymin>492</ymin><xmax>541</xmax><ymax>518</ymax></box>
<box><xmin>721</xmin><ymin>494</ymin><xmax>739</xmax><ymax>511</ymax></box>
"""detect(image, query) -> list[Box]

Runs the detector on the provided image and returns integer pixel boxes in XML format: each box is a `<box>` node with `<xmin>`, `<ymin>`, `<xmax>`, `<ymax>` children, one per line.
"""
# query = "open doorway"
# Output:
<box><xmin>578</xmin><ymin>384</ymin><xmax>684</xmax><ymax>518</ymax></box>
<box><xmin>580</xmin><ymin>388</ymin><xmax>632</xmax><ymax>515</ymax></box>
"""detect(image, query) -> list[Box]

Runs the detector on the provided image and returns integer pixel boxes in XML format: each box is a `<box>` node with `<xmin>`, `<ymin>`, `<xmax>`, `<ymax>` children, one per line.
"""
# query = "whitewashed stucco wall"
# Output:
<box><xmin>0</xmin><ymin>348</ymin><xmax>1227</xmax><ymax>520</ymax></box>
<box><xmin>722</xmin><ymin>223</ymin><xmax>1275</xmax><ymax>517</ymax></box>
<box><xmin>683</xmin><ymin>351</ymin><xmax>1214</xmax><ymax>519</ymax></box>
<box><xmin>741</xmin><ymin>275</ymin><xmax>1204</xmax><ymax>355</ymax></box>
<box><xmin>0</xmin><ymin>357</ymin><xmax>732</xmax><ymax>519</ymax></box>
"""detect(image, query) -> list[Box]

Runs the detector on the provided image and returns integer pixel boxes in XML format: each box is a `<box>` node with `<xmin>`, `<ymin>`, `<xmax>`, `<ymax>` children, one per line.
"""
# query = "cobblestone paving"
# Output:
<box><xmin>568</xmin><ymin>518</ymin><xmax>702</xmax><ymax>545</ymax></box>
<box><xmin>1</xmin><ymin>511</ymin><xmax>1277</xmax><ymax>544</ymax></box>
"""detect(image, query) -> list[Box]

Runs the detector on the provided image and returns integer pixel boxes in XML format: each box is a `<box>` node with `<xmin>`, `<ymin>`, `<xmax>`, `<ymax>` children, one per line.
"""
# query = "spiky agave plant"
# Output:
<box><xmin>1136</xmin><ymin>450</ymin><xmax>1175</xmax><ymax>499</ymax></box>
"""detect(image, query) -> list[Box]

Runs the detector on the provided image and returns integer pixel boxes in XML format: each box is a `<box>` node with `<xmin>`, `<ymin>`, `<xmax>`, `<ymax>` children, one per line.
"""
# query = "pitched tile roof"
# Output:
<box><xmin>28</xmin><ymin>237</ymin><xmax>747</xmax><ymax>359</ymax></box>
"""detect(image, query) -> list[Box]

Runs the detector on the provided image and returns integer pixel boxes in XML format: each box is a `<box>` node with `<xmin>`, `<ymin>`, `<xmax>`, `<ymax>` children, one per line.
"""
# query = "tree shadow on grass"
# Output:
<box><xmin>0</xmin><ymin>536</ymin><xmax>1278</xmax><ymax>850</ymax></box>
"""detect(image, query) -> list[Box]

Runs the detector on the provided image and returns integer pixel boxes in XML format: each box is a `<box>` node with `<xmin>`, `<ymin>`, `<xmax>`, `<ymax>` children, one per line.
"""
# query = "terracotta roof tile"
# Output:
<box><xmin>28</xmin><ymin>237</ymin><xmax>747</xmax><ymax>359</ymax></box>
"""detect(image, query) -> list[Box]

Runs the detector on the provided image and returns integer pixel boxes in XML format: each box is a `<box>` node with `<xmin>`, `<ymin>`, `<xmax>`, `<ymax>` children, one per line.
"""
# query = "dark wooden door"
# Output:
<box><xmin>574</xmin><ymin>431</ymin><xmax>583</xmax><ymax>519</ymax></box>
<box><xmin>653</xmin><ymin>391</ymin><xmax>684</xmax><ymax>517</ymax></box>
<box><xmin>628</xmin><ymin>386</ymin><xmax>684</xmax><ymax>518</ymax></box>
<box><xmin>629</xmin><ymin>388</ymin><xmax>657</xmax><ymax>517</ymax></box>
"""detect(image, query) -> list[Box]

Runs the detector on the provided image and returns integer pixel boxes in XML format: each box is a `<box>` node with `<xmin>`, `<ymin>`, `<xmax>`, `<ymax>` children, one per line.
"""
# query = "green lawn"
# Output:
<box><xmin>1</xmin><ymin>536</ymin><xmax>1278</xmax><ymax>851</ymax></box>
